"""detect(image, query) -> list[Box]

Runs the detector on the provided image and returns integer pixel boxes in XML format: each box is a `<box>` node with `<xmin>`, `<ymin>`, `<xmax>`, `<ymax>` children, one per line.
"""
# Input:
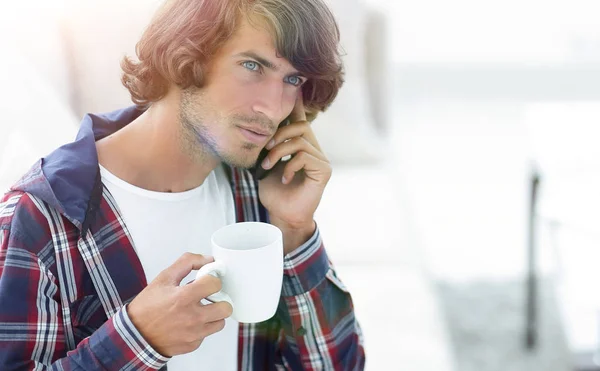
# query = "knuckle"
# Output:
<box><xmin>181</xmin><ymin>252</ymin><xmax>191</xmax><ymax>259</ymax></box>
<box><xmin>153</xmin><ymin>271</ymin><xmax>168</xmax><ymax>283</ymax></box>
<box><xmin>180</xmin><ymin>252</ymin><xmax>194</xmax><ymax>262</ymax></box>
<box><xmin>290</xmin><ymin>152</ymin><xmax>306</xmax><ymax>165</ymax></box>
<box><xmin>300</xmin><ymin>123</ymin><xmax>312</xmax><ymax>135</ymax></box>
<box><xmin>267</xmin><ymin>148</ymin><xmax>280</xmax><ymax>160</ymax></box>
<box><xmin>220</xmin><ymin>302</ymin><xmax>234</xmax><ymax>317</ymax></box>
<box><xmin>293</xmin><ymin>136</ymin><xmax>305</xmax><ymax>145</ymax></box>
<box><xmin>294</xmin><ymin>120</ymin><xmax>309</xmax><ymax>129</ymax></box>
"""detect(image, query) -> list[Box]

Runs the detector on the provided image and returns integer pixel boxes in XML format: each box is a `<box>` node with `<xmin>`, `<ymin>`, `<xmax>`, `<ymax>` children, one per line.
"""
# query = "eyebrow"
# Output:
<box><xmin>234</xmin><ymin>51</ymin><xmax>305</xmax><ymax>77</ymax></box>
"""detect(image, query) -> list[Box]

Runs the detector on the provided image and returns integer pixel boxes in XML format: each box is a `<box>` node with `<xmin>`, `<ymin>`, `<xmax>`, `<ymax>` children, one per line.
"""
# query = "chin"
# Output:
<box><xmin>220</xmin><ymin>149</ymin><xmax>260</xmax><ymax>169</ymax></box>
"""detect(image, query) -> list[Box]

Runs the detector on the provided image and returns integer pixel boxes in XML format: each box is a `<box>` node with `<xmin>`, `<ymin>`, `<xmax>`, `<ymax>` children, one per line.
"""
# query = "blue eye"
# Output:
<box><xmin>242</xmin><ymin>61</ymin><xmax>260</xmax><ymax>71</ymax></box>
<box><xmin>286</xmin><ymin>76</ymin><xmax>304</xmax><ymax>87</ymax></box>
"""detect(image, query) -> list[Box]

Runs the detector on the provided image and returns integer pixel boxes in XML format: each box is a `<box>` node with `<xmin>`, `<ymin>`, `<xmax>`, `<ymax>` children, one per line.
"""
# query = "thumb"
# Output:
<box><xmin>158</xmin><ymin>253</ymin><xmax>214</xmax><ymax>286</ymax></box>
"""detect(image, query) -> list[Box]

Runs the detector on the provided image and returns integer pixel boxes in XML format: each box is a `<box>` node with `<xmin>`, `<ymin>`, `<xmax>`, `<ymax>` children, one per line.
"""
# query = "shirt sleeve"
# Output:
<box><xmin>0</xmin><ymin>193</ymin><xmax>170</xmax><ymax>370</ymax></box>
<box><xmin>275</xmin><ymin>226</ymin><xmax>366</xmax><ymax>370</ymax></box>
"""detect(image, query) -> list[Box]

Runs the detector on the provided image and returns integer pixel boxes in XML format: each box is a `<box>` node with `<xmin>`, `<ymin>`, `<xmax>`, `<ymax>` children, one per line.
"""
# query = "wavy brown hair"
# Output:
<box><xmin>121</xmin><ymin>0</ymin><xmax>344</xmax><ymax>121</ymax></box>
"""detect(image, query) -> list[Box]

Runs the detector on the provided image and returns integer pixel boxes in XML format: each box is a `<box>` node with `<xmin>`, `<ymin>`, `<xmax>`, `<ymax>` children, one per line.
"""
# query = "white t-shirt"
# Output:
<box><xmin>99</xmin><ymin>164</ymin><xmax>238</xmax><ymax>371</ymax></box>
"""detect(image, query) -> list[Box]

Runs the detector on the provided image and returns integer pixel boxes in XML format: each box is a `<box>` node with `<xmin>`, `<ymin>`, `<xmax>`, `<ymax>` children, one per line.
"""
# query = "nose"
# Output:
<box><xmin>251</xmin><ymin>79</ymin><xmax>286</xmax><ymax>124</ymax></box>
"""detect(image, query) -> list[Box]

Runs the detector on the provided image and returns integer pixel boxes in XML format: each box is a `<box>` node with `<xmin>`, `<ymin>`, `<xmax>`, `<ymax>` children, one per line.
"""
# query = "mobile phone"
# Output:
<box><xmin>252</xmin><ymin>116</ymin><xmax>291</xmax><ymax>180</ymax></box>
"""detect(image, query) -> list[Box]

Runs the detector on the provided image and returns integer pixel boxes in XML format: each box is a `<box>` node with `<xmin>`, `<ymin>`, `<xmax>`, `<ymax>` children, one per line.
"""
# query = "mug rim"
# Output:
<box><xmin>211</xmin><ymin>222</ymin><xmax>282</xmax><ymax>251</ymax></box>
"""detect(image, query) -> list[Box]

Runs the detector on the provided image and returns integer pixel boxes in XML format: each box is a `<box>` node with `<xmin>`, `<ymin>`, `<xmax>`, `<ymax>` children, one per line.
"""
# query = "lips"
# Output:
<box><xmin>237</xmin><ymin>126</ymin><xmax>271</xmax><ymax>145</ymax></box>
<box><xmin>237</xmin><ymin>125</ymin><xmax>271</xmax><ymax>136</ymax></box>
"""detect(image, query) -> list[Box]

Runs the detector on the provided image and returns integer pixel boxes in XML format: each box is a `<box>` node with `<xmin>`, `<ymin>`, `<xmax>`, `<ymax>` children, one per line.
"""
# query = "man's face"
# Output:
<box><xmin>179</xmin><ymin>17</ymin><xmax>307</xmax><ymax>169</ymax></box>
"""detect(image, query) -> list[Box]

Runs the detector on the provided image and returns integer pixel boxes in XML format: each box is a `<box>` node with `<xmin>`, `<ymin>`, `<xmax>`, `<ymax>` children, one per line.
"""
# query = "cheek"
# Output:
<box><xmin>282</xmin><ymin>89</ymin><xmax>298</xmax><ymax>108</ymax></box>
<box><xmin>211</xmin><ymin>80</ymin><xmax>256</xmax><ymax>111</ymax></box>
<box><xmin>231</xmin><ymin>87</ymin><xmax>256</xmax><ymax>106</ymax></box>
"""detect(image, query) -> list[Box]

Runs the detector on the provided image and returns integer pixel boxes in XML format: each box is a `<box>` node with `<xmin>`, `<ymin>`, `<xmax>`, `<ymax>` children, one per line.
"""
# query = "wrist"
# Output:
<box><xmin>270</xmin><ymin>217</ymin><xmax>316</xmax><ymax>255</ymax></box>
<box><xmin>126</xmin><ymin>302</ymin><xmax>166</xmax><ymax>356</ymax></box>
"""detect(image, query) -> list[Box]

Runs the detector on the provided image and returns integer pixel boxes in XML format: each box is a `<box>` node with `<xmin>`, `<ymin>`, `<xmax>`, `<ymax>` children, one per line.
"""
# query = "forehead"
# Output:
<box><xmin>216</xmin><ymin>17</ymin><xmax>295</xmax><ymax>72</ymax></box>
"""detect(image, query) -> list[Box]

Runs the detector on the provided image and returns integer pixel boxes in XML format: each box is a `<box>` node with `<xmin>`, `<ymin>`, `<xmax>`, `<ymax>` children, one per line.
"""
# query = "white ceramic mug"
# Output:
<box><xmin>195</xmin><ymin>222</ymin><xmax>284</xmax><ymax>323</ymax></box>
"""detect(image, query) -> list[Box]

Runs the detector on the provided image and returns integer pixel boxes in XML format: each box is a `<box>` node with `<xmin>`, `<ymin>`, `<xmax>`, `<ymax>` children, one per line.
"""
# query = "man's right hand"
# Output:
<box><xmin>127</xmin><ymin>253</ymin><xmax>233</xmax><ymax>357</ymax></box>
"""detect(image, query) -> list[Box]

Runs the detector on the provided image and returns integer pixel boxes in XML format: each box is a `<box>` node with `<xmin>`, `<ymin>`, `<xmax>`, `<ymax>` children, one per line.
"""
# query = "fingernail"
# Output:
<box><xmin>282</xmin><ymin>175</ymin><xmax>288</xmax><ymax>184</ymax></box>
<box><xmin>266</xmin><ymin>139</ymin><xmax>275</xmax><ymax>150</ymax></box>
<box><xmin>262</xmin><ymin>157</ymin><xmax>271</xmax><ymax>169</ymax></box>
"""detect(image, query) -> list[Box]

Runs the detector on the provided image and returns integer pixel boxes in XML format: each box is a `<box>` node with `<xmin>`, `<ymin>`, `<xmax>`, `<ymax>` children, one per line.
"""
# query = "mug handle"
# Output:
<box><xmin>195</xmin><ymin>261</ymin><xmax>234</xmax><ymax>308</ymax></box>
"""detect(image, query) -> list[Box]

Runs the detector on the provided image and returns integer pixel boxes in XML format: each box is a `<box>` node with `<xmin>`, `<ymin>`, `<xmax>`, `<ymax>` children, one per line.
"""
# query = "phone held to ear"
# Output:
<box><xmin>252</xmin><ymin>116</ymin><xmax>291</xmax><ymax>180</ymax></box>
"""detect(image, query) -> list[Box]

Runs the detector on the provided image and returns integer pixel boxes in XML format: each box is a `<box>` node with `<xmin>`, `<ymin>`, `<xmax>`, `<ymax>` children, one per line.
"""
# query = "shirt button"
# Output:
<box><xmin>297</xmin><ymin>326</ymin><xmax>307</xmax><ymax>336</ymax></box>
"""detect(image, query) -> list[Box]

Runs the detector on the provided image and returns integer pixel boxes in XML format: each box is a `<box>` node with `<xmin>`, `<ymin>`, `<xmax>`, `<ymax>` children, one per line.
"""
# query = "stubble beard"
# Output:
<box><xmin>179</xmin><ymin>89</ymin><xmax>259</xmax><ymax>169</ymax></box>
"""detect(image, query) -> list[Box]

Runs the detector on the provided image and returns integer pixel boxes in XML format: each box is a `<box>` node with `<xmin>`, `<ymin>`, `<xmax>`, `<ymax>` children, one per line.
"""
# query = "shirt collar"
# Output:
<box><xmin>12</xmin><ymin>106</ymin><xmax>144</xmax><ymax>234</ymax></box>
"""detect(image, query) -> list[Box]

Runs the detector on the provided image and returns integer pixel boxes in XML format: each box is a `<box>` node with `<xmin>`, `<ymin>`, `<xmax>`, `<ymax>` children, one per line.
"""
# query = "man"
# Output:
<box><xmin>0</xmin><ymin>0</ymin><xmax>365</xmax><ymax>369</ymax></box>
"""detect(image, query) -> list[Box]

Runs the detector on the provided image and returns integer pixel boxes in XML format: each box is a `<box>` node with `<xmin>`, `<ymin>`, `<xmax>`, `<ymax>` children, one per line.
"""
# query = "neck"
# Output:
<box><xmin>96</xmin><ymin>93</ymin><xmax>219</xmax><ymax>193</ymax></box>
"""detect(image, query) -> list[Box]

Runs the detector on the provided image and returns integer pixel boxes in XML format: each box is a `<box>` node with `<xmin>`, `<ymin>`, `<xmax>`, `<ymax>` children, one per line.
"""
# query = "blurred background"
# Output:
<box><xmin>2</xmin><ymin>0</ymin><xmax>600</xmax><ymax>370</ymax></box>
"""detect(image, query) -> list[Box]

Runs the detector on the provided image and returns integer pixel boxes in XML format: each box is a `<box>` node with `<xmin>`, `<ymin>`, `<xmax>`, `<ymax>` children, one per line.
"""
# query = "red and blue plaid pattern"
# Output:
<box><xmin>0</xmin><ymin>107</ymin><xmax>365</xmax><ymax>370</ymax></box>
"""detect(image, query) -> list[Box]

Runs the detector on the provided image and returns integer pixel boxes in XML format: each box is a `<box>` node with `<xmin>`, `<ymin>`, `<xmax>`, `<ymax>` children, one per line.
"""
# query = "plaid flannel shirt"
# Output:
<box><xmin>0</xmin><ymin>107</ymin><xmax>365</xmax><ymax>370</ymax></box>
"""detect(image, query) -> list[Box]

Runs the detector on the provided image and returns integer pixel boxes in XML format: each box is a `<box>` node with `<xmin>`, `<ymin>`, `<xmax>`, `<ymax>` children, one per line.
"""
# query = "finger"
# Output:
<box><xmin>198</xmin><ymin>301</ymin><xmax>234</xmax><ymax>323</ymax></box>
<box><xmin>181</xmin><ymin>273</ymin><xmax>223</xmax><ymax>301</ymax></box>
<box><xmin>261</xmin><ymin>137</ymin><xmax>326</xmax><ymax>170</ymax></box>
<box><xmin>202</xmin><ymin>319</ymin><xmax>227</xmax><ymax>338</ymax></box>
<box><xmin>289</xmin><ymin>92</ymin><xmax>307</xmax><ymax>123</ymax></box>
<box><xmin>157</xmin><ymin>253</ymin><xmax>214</xmax><ymax>286</ymax></box>
<box><xmin>266</xmin><ymin>120</ymin><xmax>323</xmax><ymax>154</ymax></box>
<box><xmin>282</xmin><ymin>151</ymin><xmax>332</xmax><ymax>185</ymax></box>
<box><xmin>265</xmin><ymin>120</ymin><xmax>310</xmax><ymax>150</ymax></box>
<box><xmin>300</xmin><ymin>127</ymin><xmax>322</xmax><ymax>152</ymax></box>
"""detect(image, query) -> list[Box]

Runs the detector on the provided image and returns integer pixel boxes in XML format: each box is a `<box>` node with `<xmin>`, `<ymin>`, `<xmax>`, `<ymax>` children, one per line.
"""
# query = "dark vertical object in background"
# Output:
<box><xmin>526</xmin><ymin>171</ymin><xmax>540</xmax><ymax>350</ymax></box>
